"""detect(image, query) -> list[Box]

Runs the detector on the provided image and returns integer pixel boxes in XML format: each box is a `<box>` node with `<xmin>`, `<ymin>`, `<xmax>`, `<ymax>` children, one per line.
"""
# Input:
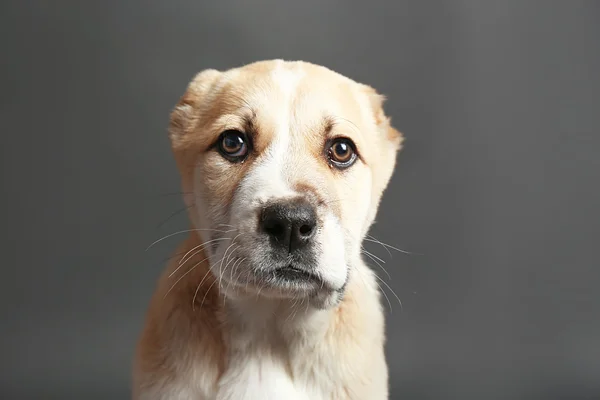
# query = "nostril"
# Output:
<box><xmin>260</xmin><ymin>200</ymin><xmax>318</xmax><ymax>251</ymax></box>
<box><xmin>298</xmin><ymin>224</ymin><xmax>314</xmax><ymax>238</ymax></box>
<box><xmin>264</xmin><ymin>219</ymin><xmax>285</xmax><ymax>239</ymax></box>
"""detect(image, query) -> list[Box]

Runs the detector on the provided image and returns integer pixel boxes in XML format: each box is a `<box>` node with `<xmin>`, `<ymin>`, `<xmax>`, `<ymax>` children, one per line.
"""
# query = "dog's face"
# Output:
<box><xmin>170</xmin><ymin>60</ymin><xmax>402</xmax><ymax>308</ymax></box>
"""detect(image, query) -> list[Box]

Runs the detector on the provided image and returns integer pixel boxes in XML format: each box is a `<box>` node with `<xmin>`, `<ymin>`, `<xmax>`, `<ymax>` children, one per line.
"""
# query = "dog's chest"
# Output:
<box><xmin>213</xmin><ymin>342</ymin><xmax>335</xmax><ymax>399</ymax></box>
<box><xmin>214</xmin><ymin>355</ymin><xmax>314</xmax><ymax>400</ymax></box>
<box><xmin>210</xmin><ymin>318</ymin><xmax>339</xmax><ymax>400</ymax></box>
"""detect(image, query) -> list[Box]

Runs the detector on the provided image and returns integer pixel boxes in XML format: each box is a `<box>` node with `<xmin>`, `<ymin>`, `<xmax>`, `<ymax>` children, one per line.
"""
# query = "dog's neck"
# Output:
<box><xmin>220</xmin><ymin>272</ymin><xmax>343</xmax><ymax>350</ymax></box>
<box><xmin>222</xmin><ymin>293</ymin><xmax>334</xmax><ymax>348</ymax></box>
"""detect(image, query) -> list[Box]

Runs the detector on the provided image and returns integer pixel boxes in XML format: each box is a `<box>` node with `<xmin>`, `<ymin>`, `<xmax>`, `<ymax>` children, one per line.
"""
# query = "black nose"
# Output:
<box><xmin>260</xmin><ymin>199</ymin><xmax>318</xmax><ymax>253</ymax></box>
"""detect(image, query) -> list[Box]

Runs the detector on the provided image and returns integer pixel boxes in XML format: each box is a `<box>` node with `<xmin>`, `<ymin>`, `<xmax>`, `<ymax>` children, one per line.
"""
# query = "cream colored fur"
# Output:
<box><xmin>133</xmin><ymin>60</ymin><xmax>403</xmax><ymax>400</ymax></box>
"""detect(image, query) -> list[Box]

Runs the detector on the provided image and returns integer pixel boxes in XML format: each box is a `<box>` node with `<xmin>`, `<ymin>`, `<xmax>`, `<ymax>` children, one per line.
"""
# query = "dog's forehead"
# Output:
<box><xmin>269</xmin><ymin>64</ymin><xmax>306</xmax><ymax>99</ymax></box>
<box><xmin>222</xmin><ymin>61</ymin><xmax>370</xmax><ymax>147</ymax></box>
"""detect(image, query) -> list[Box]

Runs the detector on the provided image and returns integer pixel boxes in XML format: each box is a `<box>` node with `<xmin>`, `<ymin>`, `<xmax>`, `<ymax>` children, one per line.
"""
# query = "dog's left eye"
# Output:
<box><xmin>218</xmin><ymin>130</ymin><xmax>249</xmax><ymax>161</ymax></box>
<box><xmin>327</xmin><ymin>138</ymin><xmax>357</xmax><ymax>169</ymax></box>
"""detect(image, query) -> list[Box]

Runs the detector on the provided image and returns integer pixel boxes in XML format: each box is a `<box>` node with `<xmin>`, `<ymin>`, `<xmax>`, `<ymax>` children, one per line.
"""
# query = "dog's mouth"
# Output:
<box><xmin>272</xmin><ymin>264</ymin><xmax>322</xmax><ymax>284</ymax></box>
<box><xmin>240</xmin><ymin>262</ymin><xmax>327</xmax><ymax>295</ymax></box>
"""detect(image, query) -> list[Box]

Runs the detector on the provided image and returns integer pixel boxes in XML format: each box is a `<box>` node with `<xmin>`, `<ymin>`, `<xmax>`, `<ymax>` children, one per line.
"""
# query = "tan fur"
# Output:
<box><xmin>133</xmin><ymin>60</ymin><xmax>402</xmax><ymax>400</ymax></box>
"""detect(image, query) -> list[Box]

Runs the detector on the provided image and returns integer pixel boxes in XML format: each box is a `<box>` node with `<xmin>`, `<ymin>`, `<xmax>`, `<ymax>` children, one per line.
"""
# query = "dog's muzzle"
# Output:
<box><xmin>257</xmin><ymin>197</ymin><xmax>321</xmax><ymax>280</ymax></box>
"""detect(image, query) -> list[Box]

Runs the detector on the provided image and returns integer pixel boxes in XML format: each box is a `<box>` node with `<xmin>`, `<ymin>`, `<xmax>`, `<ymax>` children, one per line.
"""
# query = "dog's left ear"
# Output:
<box><xmin>360</xmin><ymin>84</ymin><xmax>404</xmax><ymax>151</ymax></box>
<box><xmin>359</xmin><ymin>84</ymin><xmax>403</xmax><ymax>229</ymax></box>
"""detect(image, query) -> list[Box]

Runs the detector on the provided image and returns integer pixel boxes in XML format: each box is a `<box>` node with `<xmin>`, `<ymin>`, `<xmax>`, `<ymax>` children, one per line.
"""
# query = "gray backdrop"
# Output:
<box><xmin>1</xmin><ymin>1</ymin><xmax>599</xmax><ymax>399</ymax></box>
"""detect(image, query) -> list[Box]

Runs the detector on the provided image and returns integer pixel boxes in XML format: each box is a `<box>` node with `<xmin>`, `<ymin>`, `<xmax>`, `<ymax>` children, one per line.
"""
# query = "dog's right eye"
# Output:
<box><xmin>217</xmin><ymin>130</ymin><xmax>249</xmax><ymax>161</ymax></box>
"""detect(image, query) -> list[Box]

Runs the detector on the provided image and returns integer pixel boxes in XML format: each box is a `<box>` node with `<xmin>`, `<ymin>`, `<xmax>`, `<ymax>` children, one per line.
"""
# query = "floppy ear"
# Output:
<box><xmin>359</xmin><ymin>84</ymin><xmax>404</xmax><ymax>231</ymax></box>
<box><xmin>168</xmin><ymin>69</ymin><xmax>222</xmax><ymax>211</ymax></box>
<box><xmin>169</xmin><ymin>69</ymin><xmax>221</xmax><ymax>151</ymax></box>
<box><xmin>360</xmin><ymin>84</ymin><xmax>404</xmax><ymax>151</ymax></box>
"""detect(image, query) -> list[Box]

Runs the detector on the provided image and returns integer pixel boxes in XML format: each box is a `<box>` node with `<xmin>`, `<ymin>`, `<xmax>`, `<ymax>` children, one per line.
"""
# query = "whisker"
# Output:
<box><xmin>220</xmin><ymin>246</ymin><xmax>240</xmax><ymax>289</ymax></box>
<box><xmin>163</xmin><ymin>256</ymin><xmax>210</xmax><ymax>299</ymax></box>
<box><xmin>223</xmin><ymin>257</ymin><xmax>246</xmax><ymax>297</ymax></box>
<box><xmin>220</xmin><ymin>255</ymin><xmax>236</xmax><ymax>293</ymax></box>
<box><xmin>363</xmin><ymin>237</ymin><xmax>392</xmax><ymax>258</ymax></box>
<box><xmin>191</xmin><ymin>236</ymin><xmax>240</xmax><ymax>309</ymax></box>
<box><xmin>156</xmin><ymin>204</ymin><xmax>195</xmax><ymax>229</ymax></box>
<box><xmin>353</xmin><ymin>266</ymin><xmax>394</xmax><ymax>312</ymax></box>
<box><xmin>177</xmin><ymin>238</ymin><xmax>230</xmax><ymax>268</ymax></box>
<box><xmin>198</xmin><ymin>278</ymin><xmax>219</xmax><ymax>311</ymax></box>
<box><xmin>374</xmin><ymin>274</ymin><xmax>403</xmax><ymax>311</ymax></box>
<box><xmin>218</xmin><ymin>234</ymin><xmax>242</xmax><ymax>276</ymax></box>
<box><xmin>230</xmin><ymin>257</ymin><xmax>246</xmax><ymax>283</ymax></box>
<box><xmin>169</xmin><ymin>241</ymin><xmax>224</xmax><ymax>279</ymax></box>
<box><xmin>352</xmin><ymin>266</ymin><xmax>371</xmax><ymax>290</ymax></box>
<box><xmin>364</xmin><ymin>236</ymin><xmax>420</xmax><ymax>256</ymax></box>
<box><xmin>153</xmin><ymin>250</ymin><xmax>188</xmax><ymax>267</ymax></box>
<box><xmin>376</xmin><ymin>280</ymin><xmax>393</xmax><ymax>312</ymax></box>
<box><xmin>284</xmin><ymin>298</ymin><xmax>299</xmax><ymax>325</ymax></box>
<box><xmin>255</xmin><ymin>276</ymin><xmax>265</xmax><ymax>300</ymax></box>
<box><xmin>361</xmin><ymin>248</ymin><xmax>386</xmax><ymax>264</ymax></box>
<box><xmin>145</xmin><ymin>228</ymin><xmax>235</xmax><ymax>251</ymax></box>
<box><xmin>361</xmin><ymin>250</ymin><xmax>391</xmax><ymax>280</ymax></box>
<box><xmin>192</xmin><ymin>267</ymin><xmax>217</xmax><ymax>311</ymax></box>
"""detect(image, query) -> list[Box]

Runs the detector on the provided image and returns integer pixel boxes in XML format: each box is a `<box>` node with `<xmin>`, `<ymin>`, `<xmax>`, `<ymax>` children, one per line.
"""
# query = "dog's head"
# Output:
<box><xmin>169</xmin><ymin>60</ymin><xmax>402</xmax><ymax>308</ymax></box>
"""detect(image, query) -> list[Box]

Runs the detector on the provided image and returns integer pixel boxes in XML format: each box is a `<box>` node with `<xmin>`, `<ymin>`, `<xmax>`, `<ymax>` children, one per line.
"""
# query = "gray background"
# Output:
<box><xmin>1</xmin><ymin>1</ymin><xmax>599</xmax><ymax>399</ymax></box>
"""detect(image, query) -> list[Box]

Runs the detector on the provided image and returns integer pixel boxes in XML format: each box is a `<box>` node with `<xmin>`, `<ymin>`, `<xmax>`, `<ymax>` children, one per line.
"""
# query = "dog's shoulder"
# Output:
<box><xmin>133</xmin><ymin>238</ymin><xmax>226</xmax><ymax>399</ymax></box>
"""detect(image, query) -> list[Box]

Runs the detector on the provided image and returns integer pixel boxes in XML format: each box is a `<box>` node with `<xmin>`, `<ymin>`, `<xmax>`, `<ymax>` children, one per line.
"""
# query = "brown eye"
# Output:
<box><xmin>327</xmin><ymin>138</ymin><xmax>357</xmax><ymax>169</ymax></box>
<box><xmin>218</xmin><ymin>130</ymin><xmax>249</xmax><ymax>161</ymax></box>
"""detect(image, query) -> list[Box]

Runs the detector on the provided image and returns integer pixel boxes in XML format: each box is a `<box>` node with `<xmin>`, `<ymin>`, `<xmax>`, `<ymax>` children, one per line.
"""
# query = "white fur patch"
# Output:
<box><xmin>270</xmin><ymin>61</ymin><xmax>305</xmax><ymax>100</ymax></box>
<box><xmin>317</xmin><ymin>212</ymin><xmax>348</xmax><ymax>289</ymax></box>
<box><xmin>216</xmin><ymin>356</ymin><xmax>309</xmax><ymax>400</ymax></box>
<box><xmin>230</xmin><ymin>62</ymin><xmax>304</xmax><ymax>210</ymax></box>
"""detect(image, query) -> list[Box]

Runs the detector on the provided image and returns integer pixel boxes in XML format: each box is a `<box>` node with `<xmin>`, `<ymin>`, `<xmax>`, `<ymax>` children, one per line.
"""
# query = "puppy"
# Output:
<box><xmin>133</xmin><ymin>60</ymin><xmax>403</xmax><ymax>400</ymax></box>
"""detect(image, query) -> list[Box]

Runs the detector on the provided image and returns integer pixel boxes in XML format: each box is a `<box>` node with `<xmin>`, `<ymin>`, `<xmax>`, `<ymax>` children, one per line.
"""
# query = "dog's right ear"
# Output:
<box><xmin>169</xmin><ymin>69</ymin><xmax>221</xmax><ymax>150</ymax></box>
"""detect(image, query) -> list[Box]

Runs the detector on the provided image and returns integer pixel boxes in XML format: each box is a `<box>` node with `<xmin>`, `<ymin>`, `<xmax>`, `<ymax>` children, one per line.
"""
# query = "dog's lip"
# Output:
<box><xmin>221</xmin><ymin>263</ymin><xmax>339</xmax><ymax>297</ymax></box>
<box><xmin>272</xmin><ymin>264</ymin><xmax>321</xmax><ymax>283</ymax></box>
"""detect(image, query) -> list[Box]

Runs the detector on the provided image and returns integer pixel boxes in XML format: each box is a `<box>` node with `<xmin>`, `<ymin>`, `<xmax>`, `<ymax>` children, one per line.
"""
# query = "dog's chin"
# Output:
<box><xmin>214</xmin><ymin>263</ymin><xmax>344</xmax><ymax>309</ymax></box>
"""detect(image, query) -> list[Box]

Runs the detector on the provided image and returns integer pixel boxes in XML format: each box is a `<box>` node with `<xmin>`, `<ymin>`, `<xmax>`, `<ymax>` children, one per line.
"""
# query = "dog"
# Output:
<box><xmin>133</xmin><ymin>60</ymin><xmax>403</xmax><ymax>400</ymax></box>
